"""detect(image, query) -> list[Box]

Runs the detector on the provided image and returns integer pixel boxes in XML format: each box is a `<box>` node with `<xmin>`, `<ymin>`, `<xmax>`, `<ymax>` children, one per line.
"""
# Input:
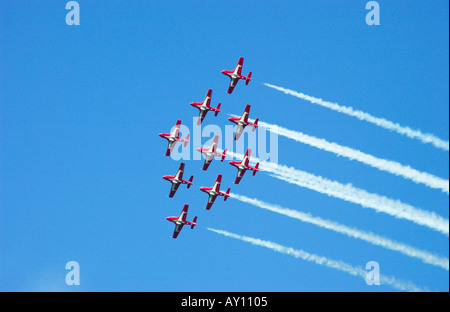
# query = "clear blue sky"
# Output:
<box><xmin>1</xmin><ymin>1</ymin><xmax>448</xmax><ymax>291</ymax></box>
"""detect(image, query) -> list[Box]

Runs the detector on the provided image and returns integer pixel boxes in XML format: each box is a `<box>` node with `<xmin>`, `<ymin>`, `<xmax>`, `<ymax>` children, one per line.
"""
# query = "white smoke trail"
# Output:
<box><xmin>231</xmin><ymin>193</ymin><xmax>449</xmax><ymax>271</ymax></box>
<box><xmin>227</xmin><ymin>151</ymin><xmax>449</xmax><ymax>235</ymax></box>
<box><xmin>259</xmin><ymin>120</ymin><xmax>449</xmax><ymax>194</ymax></box>
<box><xmin>230</xmin><ymin>116</ymin><xmax>449</xmax><ymax>194</ymax></box>
<box><xmin>264</xmin><ymin>83</ymin><xmax>449</xmax><ymax>152</ymax></box>
<box><xmin>207</xmin><ymin>227</ymin><xmax>427</xmax><ymax>292</ymax></box>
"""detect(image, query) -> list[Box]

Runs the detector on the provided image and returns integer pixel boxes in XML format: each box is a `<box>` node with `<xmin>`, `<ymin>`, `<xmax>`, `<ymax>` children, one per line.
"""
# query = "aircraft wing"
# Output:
<box><xmin>213</xmin><ymin>174</ymin><xmax>222</xmax><ymax>191</ymax></box>
<box><xmin>165</xmin><ymin>140</ymin><xmax>177</xmax><ymax>156</ymax></box>
<box><xmin>168</xmin><ymin>182</ymin><xmax>180</xmax><ymax>198</ymax></box>
<box><xmin>180</xmin><ymin>204</ymin><xmax>189</xmax><ymax>221</ymax></box>
<box><xmin>172</xmin><ymin>223</ymin><xmax>184</xmax><ymax>238</ymax></box>
<box><xmin>227</xmin><ymin>78</ymin><xmax>238</xmax><ymax>94</ymax></box>
<box><xmin>235</xmin><ymin>57</ymin><xmax>244</xmax><ymax>75</ymax></box>
<box><xmin>205</xmin><ymin>194</ymin><xmax>218</xmax><ymax>210</ymax></box>
<box><xmin>202</xmin><ymin>155</ymin><xmax>214</xmax><ymax>171</ymax></box>
<box><xmin>234</xmin><ymin>124</ymin><xmax>245</xmax><ymax>140</ymax></box>
<box><xmin>204</xmin><ymin>89</ymin><xmax>212</xmax><ymax>107</ymax></box>
<box><xmin>206</xmin><ymin>195</ymin><xmax>217</xmax><ymax>210</ymax></box>
<box><xmin>234</xmin><ymin>168</ymin><xmax>247</xmax><ymax>184</ymax></box>
<box><xmin>175</xmin><ymin>163</ymin><xmax>185</xmax><ymax>180</ymax></box>
<box><xmin>210</xmin><ymin>135</ymin><xmax>219</xmax><ymax>153</ymax></box>
<box><xmin>197</xmin><ymin>109</ymin><xmax>208</xmax><ymax>125</ymax></box>
<box><xmin>170</xmin><ymin>120</ymin><xmax>181</xmax><ymax>138</ymax></box>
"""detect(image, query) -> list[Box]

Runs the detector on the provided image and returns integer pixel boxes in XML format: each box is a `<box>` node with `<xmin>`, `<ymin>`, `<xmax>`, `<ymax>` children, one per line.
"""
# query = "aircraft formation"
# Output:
<box><xmin>159</xmin><ymin>57</ymin><xmax>259</xmax><ymax>238</ymax></box>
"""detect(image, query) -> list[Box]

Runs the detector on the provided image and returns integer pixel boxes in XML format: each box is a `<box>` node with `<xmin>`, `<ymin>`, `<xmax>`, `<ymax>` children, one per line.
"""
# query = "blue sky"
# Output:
<box><xmin>1</xmin><ymin>1</ymin><xmax>448</xmax><ymax>291</ymax></box>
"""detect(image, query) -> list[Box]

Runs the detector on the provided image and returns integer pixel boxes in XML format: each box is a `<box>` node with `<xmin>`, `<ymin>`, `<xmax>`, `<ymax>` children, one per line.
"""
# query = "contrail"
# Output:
<box><xmin>207</xmin><ymin>227</ymin><xmax>426</xmax><ymax>292</ymax></box>
<box><xmin>227</xmin><ymin>151</ymin><xmax>449</xmax><ymax>235</ymax></box>
<box><xmin>230</xmin><ymin>115</ymin><xmax>449</xmax><ymax>194</ymax></box>
<box><xmin>264</xmin><ymin>83</ymin><xmax>449</xmax><ymax>152</ymax></box>
<box><xmin>231</xmin><ymin>193</ymin><xmax>449</xmax><ymax>271</ymax></box>
<box><xmin>257</xmin><ymin>119</ymin><xmax>449</xmax><ymax>194</ymax></box>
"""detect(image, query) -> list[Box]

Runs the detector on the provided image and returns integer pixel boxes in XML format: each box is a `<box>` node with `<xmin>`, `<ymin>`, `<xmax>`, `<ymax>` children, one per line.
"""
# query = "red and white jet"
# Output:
<box><xmin>229</xmin><ymin>148</ymin><xmax>259</xmax><ymax>184</ymax></box>
<box><xmin>166</xmin><ymin>204</ymin><xmax>197</xmax><ymax>239</ymax></box>
<box><xmin>162</xmin><ymin>162</ymin><xmax>194</xmax><ymax>198</ymax></box>
<box><xmin>158</xmin><ymin>120</ymin><xmax>190</xmax><ymax>156</ymax></box>
<box><xmin>221</xmin><ymin>57</ymin><xmax>252</xmax><ymax>94</ymax></box>
<box><xmin>228</xmin><ymin>104</ymin><xmax>259</xmax><ymax>141</ymax></box>
<box><xmin>190</xmin><ymin>89</ymin><xmax>221</xmax><ymax>125</ymax></box>
<box><xmin>197</xmin><ymin>134</ymin><xmax>227</xmax><ymax>171</ymax></box>
<box><xmin>199</xmin><ymin>174</ymin><xmax>230</xmax><ymax>210</ymax></box>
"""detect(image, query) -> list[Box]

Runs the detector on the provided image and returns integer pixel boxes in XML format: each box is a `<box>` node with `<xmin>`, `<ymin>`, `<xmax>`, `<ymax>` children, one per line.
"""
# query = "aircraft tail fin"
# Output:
<box><xmin>183</xmin><ymin>134</ymin><xmax>190</xmax><ymax>147</ymax></box>
<box><xmin>246</xmin><ymin>72</ymin><xmax>252</xmax><ymax>85</ymax></box>
<box><xmin>221</xmin><ymin>148</ymin><xmax>227</xmax><ymax>161</ymax></box>
<box><xmin>187</xmin><ymin>176</ymin><xmax>193</xmax><ymax>188</ymax></box>
<box><xmin>253</xmin><ymin>118</ymin><xmax>259</xmax><ymax>131</ymax></box>
<box><xmin>215</xmin><ymin>103</ymin><xmax>221</xmax><ymax>116</ymax></box>
<box><xmin>253</xmin><ymin>163</ymin><xmax>259</xmax><ymax>176</ymax></box>
<box><xmin>224</xmin><ymin>188</ymin><xmax>230</xmax><ymax>201</ymax></box>
<box><xmin>191</xmin><ymin>217</ymin><xmax>197</xmax><ymax>229</ymax></box>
